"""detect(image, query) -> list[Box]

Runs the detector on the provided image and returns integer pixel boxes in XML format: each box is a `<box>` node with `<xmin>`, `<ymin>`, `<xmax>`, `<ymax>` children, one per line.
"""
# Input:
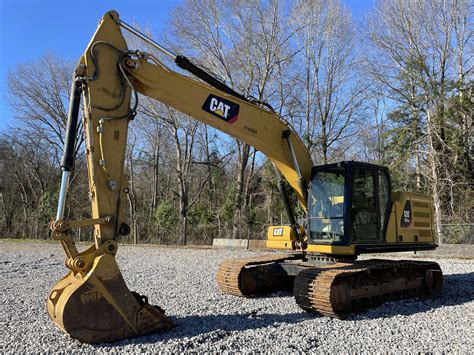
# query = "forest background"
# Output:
<box><xmin>0</xmin><ymin>0</ymin><xmax>472</xmax><ymax>245</ymax></box>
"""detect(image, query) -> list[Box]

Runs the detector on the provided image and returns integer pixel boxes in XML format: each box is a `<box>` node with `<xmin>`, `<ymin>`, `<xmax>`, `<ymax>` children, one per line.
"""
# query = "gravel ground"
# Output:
<box><xmin>1</xmin><ymin>240</ymin><xmax>473</xmax><ymax>353</ymax></box>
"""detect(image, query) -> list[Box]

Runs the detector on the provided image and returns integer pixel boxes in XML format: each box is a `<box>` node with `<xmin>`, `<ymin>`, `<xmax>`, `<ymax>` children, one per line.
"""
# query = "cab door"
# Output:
<box><xmin>377</xmin><ymin>169</ymin><xmax>391</xmax><ymax>240</ymax></box>
<box><xmin>351</xmin><ymin>167</ymin><xmax>380</xmax><ymax>242</ymax></box>
<box><xmin>350</xmin><ymin>166</ymin><xmax>391</xmax><ymax>243</ymax></box>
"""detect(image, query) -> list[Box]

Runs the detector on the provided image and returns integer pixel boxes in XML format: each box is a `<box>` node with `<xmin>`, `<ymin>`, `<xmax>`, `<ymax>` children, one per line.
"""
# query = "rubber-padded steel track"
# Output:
<box><xmin>294</xmin><ymin>259</ymin><xmax>443</xmax><ymax>318</ymax></box>
<box><xmin>216</xmin><ymin>253</ymin><xmax>301</xmax><ymax>296</ymax></box>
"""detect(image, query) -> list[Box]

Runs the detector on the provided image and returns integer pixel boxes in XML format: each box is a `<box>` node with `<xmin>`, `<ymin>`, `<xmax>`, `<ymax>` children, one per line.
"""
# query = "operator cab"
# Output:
<box><xmin>308</xmin><ymin>161</ymin><xmax>391</xmax><ymax>246</ymax></box>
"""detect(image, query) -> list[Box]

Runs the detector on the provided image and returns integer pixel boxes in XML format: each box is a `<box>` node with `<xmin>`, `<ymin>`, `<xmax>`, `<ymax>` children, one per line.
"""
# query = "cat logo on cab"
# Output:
<box><xmin>202</xmin><ymin>94</ymin><xmax>240</xmax><ymax>123</ymax></box>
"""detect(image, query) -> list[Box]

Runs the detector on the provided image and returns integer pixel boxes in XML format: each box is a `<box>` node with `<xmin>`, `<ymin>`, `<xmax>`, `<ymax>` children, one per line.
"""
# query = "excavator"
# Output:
<box><xmin>48</xmin><ymin>11</ymin><xmax>443</xmax><ymax>344</ymax></box>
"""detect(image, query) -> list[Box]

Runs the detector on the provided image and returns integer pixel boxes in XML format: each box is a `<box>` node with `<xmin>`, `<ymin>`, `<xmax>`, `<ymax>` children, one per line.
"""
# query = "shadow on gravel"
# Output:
<box><xmin>93</xmin><ymin>272</ymin><xmax>474</xmax><ymax>348</ymax></box>
<box><xmin>95</xmin><ymin>311</ymin><xmax>314</xmax><ymax>348</ymax></box>
<box><xmin>353</xmin><ymin>272</ymin><xmax>474</xmax><ymax>320</ymax></box>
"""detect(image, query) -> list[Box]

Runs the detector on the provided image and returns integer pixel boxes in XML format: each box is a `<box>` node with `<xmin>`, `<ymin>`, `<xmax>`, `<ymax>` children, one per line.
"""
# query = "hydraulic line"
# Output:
<box><xmin>118</xmin><ymin>18</ymin><xmax>251</xmax><ymax>104</ymax></box>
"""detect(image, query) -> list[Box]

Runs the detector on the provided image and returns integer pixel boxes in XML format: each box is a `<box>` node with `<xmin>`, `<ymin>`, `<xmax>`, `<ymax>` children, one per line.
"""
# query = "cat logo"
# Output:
<box><xmin>80</xmin><ymin>290</ymin><xmax>102</xmax><ymax>304</ymax></box>
<box><xmin>202</xmin><ymin>94</ymin><xmax>240</xmax><ymax>123</ymax></box>
<box><xmin>273</xmin><ymin>227</ymin><xmax>284</xmax><ymax>236</ymax></box>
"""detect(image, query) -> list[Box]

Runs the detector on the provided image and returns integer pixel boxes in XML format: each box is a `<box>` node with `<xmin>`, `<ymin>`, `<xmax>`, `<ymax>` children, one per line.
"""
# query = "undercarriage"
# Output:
<box><xmin>216</xmin><ymin>253</ymin><xmax>443</xmax><ymax>318</ymax></box>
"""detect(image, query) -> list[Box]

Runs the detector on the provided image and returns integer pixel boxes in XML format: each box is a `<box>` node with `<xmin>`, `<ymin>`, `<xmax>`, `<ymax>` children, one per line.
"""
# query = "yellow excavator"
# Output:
<box><xmin>48</xmin><ymin>11</ymin><xmax>443</xmax><ymax>344</ymax></box>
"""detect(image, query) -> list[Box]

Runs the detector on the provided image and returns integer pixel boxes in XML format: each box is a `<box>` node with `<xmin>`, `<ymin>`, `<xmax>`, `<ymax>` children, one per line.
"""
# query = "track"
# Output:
<box><xmin>218</xmin><ymin>256</ymin><xmax>443</xmax><ymax>318</ymax></box>
<box><xmin>216</xmin><ymin>253</ymin><xmax>302</xmax><ymax>296</ymax></box>
<box><xmin>294</xmin><ymin>259</ymin><xmax>443</xmax><ymax>317</ymax></box>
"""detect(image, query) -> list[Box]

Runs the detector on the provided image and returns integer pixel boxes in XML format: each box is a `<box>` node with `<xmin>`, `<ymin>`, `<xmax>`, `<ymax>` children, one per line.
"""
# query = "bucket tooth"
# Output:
<box><xmin>47</xmin><ymin>254</ymin><xmax>172</xmax><ymax>344</ymax></box>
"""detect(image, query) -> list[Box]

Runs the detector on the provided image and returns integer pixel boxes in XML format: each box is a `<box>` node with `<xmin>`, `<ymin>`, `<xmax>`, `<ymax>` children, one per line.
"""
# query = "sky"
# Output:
<box><xmin>0</xmin><ymin>0</ymin><xmax>374</xmax><ymax>132</ymax></box>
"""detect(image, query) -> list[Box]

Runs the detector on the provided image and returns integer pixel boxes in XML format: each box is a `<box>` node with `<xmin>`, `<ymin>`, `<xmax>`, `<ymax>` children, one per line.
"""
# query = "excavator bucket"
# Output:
<box><xmin>47</xmin><ymin>253</ymin><xmax>172</xmax><ymax>344</ymax></box>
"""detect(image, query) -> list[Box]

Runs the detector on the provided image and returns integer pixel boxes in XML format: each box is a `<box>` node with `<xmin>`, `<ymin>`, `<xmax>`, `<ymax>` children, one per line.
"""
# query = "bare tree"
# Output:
<box><xmin>140</xmin><ymin>100</ymin><xmax>216</xmax><ymax>244</ymax></box>
<box><xmin>290</xmin><ymin>0</ymin><xmax>365</xmax><ymax>164</ymax></box>
<box><xmin>6</xmin><ymin>53</ymin><xmax>86</xmax><ymax>223</ymax></box>
<box><xmin>7</xmin><ymin>53</ymin><xmax>82</xmax><ymax>162</ymax></box>
<box><xmin>172</xmin><ymin>0</ymin><xmax>298</xmax><ymax>238</ymax></box>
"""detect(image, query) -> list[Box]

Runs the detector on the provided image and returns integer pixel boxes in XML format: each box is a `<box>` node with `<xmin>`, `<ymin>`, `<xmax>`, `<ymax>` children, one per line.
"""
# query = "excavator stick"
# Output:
<box><xmin>48</xmin><ymin>11</ymin><xmax>173</xmax><ymax>343</ymax></box>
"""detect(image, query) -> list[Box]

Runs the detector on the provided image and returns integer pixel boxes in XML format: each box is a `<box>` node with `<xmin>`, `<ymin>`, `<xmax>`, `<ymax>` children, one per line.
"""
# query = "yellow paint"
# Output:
<box><xmin>389</xmin><ymin>191</ymin><xmax>435</xmax><ymax>243</ymax></box>
<box><xmin>305</xmin><ymin>244</ymin><xmax>355</xmax><ymax>255</ymax></box>
<box><xmin>81</xmin><ymin>11</ymin><xmax>131</xmax><ymax>244</ymax></box>
<box><xmin>330</xmin><ymin>196</ymin><xmax>344</xmax><ymax>204</ymax></box>
<box><xmin>267</xmin><ymin>225</ymin><xmax>295</xmax><ymax>241</ymax></box>
<box><xmin>266</xmin><ymin>240</ymin><xmax>296</xmax><ymax>250</ymax></box>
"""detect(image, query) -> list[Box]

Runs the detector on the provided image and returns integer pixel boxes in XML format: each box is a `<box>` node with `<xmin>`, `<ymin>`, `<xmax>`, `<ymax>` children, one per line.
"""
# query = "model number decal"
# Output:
<box><xmin>400</xmin><ymin>200</ymin><xmax>412</xmax><ymax>227</ymax></box>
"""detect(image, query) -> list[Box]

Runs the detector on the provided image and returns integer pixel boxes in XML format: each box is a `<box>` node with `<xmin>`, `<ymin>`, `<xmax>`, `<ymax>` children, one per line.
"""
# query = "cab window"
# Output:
<box><xmin>308</xmin><ymin>171</ymin><xmax>345</xmax><ymax>242</ymax></box>
<box><xmin>352</xmin><ymin>168</ymin><xmax>378</xmax><ymax>241</ymax></box>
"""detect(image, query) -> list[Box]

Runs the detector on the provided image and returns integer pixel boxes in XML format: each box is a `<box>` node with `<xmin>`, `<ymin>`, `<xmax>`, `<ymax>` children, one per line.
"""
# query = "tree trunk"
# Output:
<box><xmin>426</xmin><ymin>109</ymin><xmax>444</xmax><ymax>242</ymax></box>
<box><xmin>127</xmin><ymin>147</ymin><xmax>138</xmax><ymax>244</ymax></box>
<box><xmin>178</xmin><ymin>185</ymin><xmax>188</xmax><ymax>245</ymax></box>
<box><xmin>233</xmin><ymin>142</ymin><xmax>251</xmax><ymax>239</ymax></box>
<box><xmin>321</xmin><ymin>122</ymin><xmax>328</xmax><ymax>165</ymax></box>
